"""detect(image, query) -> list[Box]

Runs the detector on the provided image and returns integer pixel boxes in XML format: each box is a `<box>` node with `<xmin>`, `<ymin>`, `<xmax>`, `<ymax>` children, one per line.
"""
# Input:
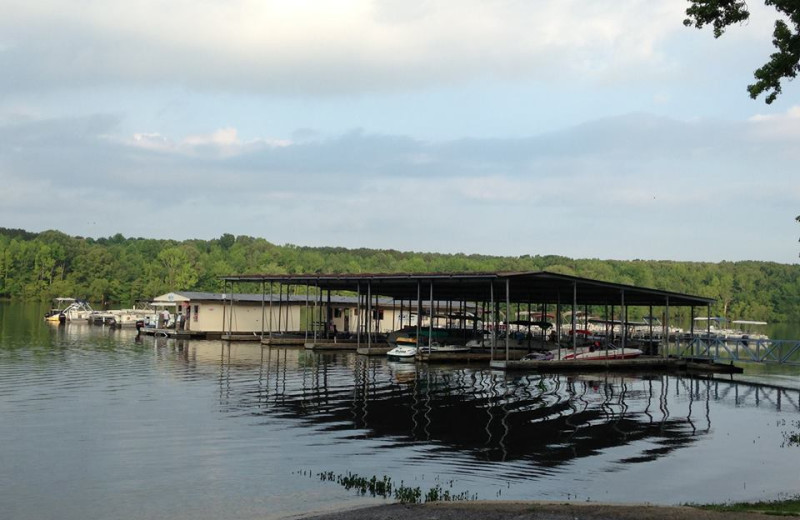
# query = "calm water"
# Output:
<box><xmin>1</xmin><ymin>303</ymin><xmax>800</xmax><ymax>520</ymax></box>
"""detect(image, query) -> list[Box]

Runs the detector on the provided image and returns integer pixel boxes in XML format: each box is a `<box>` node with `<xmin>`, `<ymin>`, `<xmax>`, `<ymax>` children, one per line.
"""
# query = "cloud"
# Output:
<box><xmin>748</xmin><ymin>106</ymin><xmax>800</xmax><ymax>143</ymax></box>
<box><xmin>126</xmin><ymin>128</ymin><xmax>291</xmax><ymax>157</ymax></box>
<box><xmin>1</xmin><ymin>111</ymin><xmax>797</xmax><ymax>261</ymax></box>
<box><xmin>1</xmin><ymin>0</ymin><xmax>720</xmax><ymax>96</ymax></box>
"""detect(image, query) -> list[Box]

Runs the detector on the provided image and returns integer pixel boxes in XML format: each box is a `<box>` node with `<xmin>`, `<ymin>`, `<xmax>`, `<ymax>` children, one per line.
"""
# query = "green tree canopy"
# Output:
<box><xmin>0</xmin><ymin>227</ymin><xmax>798</xmax><ymax>323</ymax></box>
<box><xmin>684</xmin><ymin>0</ymin><xmax>800</xmax><ymax>103</ymax></box>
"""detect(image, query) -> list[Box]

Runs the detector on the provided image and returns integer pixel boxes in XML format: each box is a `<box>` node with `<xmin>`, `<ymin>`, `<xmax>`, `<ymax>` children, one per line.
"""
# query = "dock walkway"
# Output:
<box><xmin>491</xmin><ymin>356</ymin><xmax>742</xmax><ymax>374</ymax></box>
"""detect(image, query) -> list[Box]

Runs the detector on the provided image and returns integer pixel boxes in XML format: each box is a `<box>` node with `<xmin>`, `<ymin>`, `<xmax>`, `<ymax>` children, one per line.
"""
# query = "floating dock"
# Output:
<box><xmin>306</xmin><ymin>341</ymin><xmax>389</xmax><ymax>351</ymax></box>
<box><xmin>491</xmin><ymin>356</ymin><xmax>742</xmax><ymax>374</ymax></box>
<box><xmin>356</xmin><ymin>346</ymin><xmax>394</xmax><ymax>356</ymax></box>
<box><xmin>418</xmin><ymin>350</ymin><xmax>528</xmax><ymax>363</ymax></box>
<box><xmin>139</xmin><ymin>328</ymin><xmax>208</xmax><ymax>339</ymax></box>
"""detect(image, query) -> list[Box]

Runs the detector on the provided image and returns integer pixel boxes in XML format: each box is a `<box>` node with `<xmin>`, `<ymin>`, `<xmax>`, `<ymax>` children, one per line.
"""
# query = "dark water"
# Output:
<box><xmin>1</xmin><ymin>303</ymin><xmax>799</xmax><ymax>520</ymax></box>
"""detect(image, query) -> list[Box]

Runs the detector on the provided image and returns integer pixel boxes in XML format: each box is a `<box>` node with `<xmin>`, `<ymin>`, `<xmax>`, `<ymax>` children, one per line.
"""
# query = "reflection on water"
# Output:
<box><xmin>1</xmin><ymin>312</ymin><xmax>800</xmax><ymax>520</ymax></box>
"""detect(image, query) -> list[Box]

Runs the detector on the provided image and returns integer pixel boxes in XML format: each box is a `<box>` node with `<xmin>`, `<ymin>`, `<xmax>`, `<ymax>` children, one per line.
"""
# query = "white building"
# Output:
<box><xmin>150</xmin><ymin>291</ymin><xmax>427</xmax><ymax>337</ymax></box>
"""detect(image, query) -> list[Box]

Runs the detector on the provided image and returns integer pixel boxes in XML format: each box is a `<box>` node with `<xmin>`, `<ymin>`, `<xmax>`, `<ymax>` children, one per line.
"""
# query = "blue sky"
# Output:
<box><xmin>1</xmin><ymin>0</ymin><xmax>798</xmax><ymax>263</ymax></box>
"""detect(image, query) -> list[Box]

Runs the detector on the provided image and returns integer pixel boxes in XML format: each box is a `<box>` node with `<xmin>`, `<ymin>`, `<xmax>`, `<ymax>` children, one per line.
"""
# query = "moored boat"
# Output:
<box><xmin>386</xmin><ymin>344</ymin><xmax>417</xmax><ymax>361</ymax></box>
<box><xmin>552</xmin><ymin>343</ymin><xmax>643</xmax><ymax>360</ymax></box>
<box><xmin>44</xmin><ymin>298</ymin><xmax>94</xmax><ymax>323</ymax></box>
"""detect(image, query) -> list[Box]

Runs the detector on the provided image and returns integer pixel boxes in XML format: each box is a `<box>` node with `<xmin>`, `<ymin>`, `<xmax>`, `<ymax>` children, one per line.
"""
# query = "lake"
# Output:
<box><xmin>1</xmin><ymin>303</ymin><xmax>799</xmax><ymax>520</ymax></box>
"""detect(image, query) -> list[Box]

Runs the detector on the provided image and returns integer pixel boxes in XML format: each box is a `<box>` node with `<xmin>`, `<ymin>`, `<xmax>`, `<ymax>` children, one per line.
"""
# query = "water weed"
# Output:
<box><xmin>306</xmin><ymin>470</ymin><xmax>477</xmax><ymax>503</ymax></box>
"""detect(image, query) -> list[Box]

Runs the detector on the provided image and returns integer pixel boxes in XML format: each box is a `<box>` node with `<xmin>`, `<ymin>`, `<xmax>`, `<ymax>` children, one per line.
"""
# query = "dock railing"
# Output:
<box><xmin>671</xmin><ymin>337</ymin><xmax>800</xmax><ymax>365</ymax></box>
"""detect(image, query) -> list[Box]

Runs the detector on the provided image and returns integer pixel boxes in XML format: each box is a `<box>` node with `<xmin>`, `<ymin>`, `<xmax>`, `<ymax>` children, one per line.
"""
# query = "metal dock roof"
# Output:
<box><xmin>221</xmin><ymin>271</ymin><xmax>714</xmax><ymax>307</ymax></box>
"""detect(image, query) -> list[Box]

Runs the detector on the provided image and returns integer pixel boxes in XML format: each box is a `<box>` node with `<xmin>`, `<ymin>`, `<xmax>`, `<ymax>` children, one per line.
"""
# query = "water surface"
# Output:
<box><xmin>1</xmin><ymin>303</ymin><xmax>799</xmax><ymax>520</ymax></box>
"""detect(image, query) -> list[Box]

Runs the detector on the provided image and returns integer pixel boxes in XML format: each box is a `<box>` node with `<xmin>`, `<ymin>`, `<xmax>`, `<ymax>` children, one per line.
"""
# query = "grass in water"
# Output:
<box><xmin>691</xmin><ymin>496</ymin><xmax>800</xmax><ymax>516</ymax></box>
<box><xmin>300</xmin><ymin>470</ymin><xmax>477</xmax><ymax>504</ymax></box>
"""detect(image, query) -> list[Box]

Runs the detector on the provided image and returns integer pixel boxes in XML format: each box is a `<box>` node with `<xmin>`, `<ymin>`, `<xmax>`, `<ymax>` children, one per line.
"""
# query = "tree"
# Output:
<box><xmin>684</xmin><ymin>0</ymin><xmax>800</xmax><ymax>103</ymax></box>
<box><xmin>157</xmin><ymin>246</ymin><xmax>199</xmax><ymax>291</ymax></box>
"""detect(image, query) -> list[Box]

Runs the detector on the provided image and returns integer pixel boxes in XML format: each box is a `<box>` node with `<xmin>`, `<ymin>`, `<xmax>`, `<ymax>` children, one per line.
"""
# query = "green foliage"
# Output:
<box><xmin>0</xmin><ymin>228</ymin><xmax>798</xmax><ymax>324</ymax></box>
<box><xmin>311</xmin><ymin>470</ymin><xmax>477</xmax><ymax>503</ymax></box>
<box><xmin>684</xmin><ymin>0</ymin><xmax>800</xmax><ymax>104</ymax></box>
<box><xmin>692</xmin><ymin>495</ymin><xmax>800</xmax><ymax>515</ymax></box>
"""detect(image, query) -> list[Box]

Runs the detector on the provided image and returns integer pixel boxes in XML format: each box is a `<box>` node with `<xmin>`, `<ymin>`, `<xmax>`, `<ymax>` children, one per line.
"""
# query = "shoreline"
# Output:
<box><xmin>289</xmin><ymin>500</ymin><xmax>784</xmax><ymax>520</ymax></box>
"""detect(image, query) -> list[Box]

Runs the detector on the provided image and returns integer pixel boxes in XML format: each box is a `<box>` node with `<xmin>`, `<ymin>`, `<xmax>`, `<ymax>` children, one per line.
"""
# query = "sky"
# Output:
<box><xmin>1</xmin><ymin>0</ymin><xmax>798</xmax><ymax>263</ymax></box>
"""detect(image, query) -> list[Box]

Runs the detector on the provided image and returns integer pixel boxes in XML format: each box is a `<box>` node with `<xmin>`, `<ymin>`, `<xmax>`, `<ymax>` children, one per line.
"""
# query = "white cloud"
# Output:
<box><xmin>1</xmin><ymin>0</ymin><xmax>715</xmax><ymax>95</ymax></box>
<box><xmin>126</xmin><ymin>128</ymin><xmax>291</xmax><ymax>157</ymax></box>
<box><xmin>745</xmin><ymin>106</ymin><xmax>800</xmax><ymax>162</ymax></box>
<box><xmin>1</xmin><ymin>111</ymin><xmax>797</xmax><ymax>261</ymax></box>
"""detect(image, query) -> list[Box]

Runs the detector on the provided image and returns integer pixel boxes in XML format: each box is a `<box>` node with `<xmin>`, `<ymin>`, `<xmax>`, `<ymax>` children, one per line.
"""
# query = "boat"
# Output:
<box><xmin>426</xmin><ymin>343</ymin><xmax>470</xmax><ymax>353</ymax></box>
<box><xmin>466</xmin><ymin>332</ymin><xmax>552</xmax><ymax>350</ymax></box>
<box><xmin>568</xmin><ymin>346</ymin><xmax>643</xmax><ymax>360</ymax></box>
<box><xmin>521</xmin><ymin>351</ymin><xmax>554</xmax><ymax>361</ymax></box>
<box><xmin>728</xmin><ymin>320</ymin><xmax>769</xmax><ymax>341</ymax></box>
<box><xmin>547</xmin><ymin>343</ymin><xmax>643</xmax><ymax>360</ymax></box>
<box><xmin>88</xmin><ymin>304</ymin><xmax>155</xmax><ymax>328</ymax></box>
<box><xmin>685</xmin><ymin>317</ymin><xmax>769</xmax><ymax>342</ymax></box>
<box><xmin>386</xmin><ymin>344</ymin><xmax>418</xmax><ymax>361</ymax></box>
<box><xmin>44</xmin><ymin>298</ymin><xmax>95</xmax><ymax>323</ymax></box>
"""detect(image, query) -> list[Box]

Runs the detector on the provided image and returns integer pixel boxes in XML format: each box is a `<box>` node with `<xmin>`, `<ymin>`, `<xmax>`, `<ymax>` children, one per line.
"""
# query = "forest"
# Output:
<box><xmin>0</xmin><ymin>227</ymin><xmax>798</xmax><ymax>323</ymax></box>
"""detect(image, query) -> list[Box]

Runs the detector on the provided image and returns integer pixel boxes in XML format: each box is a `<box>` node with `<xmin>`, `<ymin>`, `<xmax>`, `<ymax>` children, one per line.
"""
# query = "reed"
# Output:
<box><xmin>308</xmin><ymin>470</ymin><xmax>477</xmax><ymax>503</ymax></box>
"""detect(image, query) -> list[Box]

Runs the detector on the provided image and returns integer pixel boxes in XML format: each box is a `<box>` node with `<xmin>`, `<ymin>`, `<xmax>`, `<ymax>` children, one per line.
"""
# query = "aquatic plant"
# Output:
<box><xmin>691</xmin><ymin>494</ymin><xmax>800</xmax><ymax>515</ymax></box>
<box><xmin>308</xmin><ymin>470</ymin><xmax>477</xmax><ymax>503</ymax></box>
<box><xmin>778</xmin><ymin>419</ymin><xmax>800</xmax><ymax>448</ymax></box>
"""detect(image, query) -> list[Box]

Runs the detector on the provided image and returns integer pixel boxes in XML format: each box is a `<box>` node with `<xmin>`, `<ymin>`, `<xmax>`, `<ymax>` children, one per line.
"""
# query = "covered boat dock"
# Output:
<box><xmin>220</xmin><ymin>271</ymin><xmax>724</xmax><ymax>369</ymax></box>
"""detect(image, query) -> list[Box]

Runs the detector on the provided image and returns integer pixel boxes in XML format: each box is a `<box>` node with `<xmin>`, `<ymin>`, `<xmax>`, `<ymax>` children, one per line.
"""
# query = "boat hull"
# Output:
<box><xmin>386</xmin><ymin>345</ymin><xmax>417</xmax><ymax>361</ymax></box>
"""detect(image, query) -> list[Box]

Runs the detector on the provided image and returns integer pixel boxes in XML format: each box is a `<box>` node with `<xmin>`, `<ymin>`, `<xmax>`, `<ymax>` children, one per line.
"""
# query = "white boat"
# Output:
<box><xmin>728</xmin><ymin>320</ymin><xmax>769</xmax><ymax>341</ymax></box>
<box><xmin>548</xmin><ymin>343</ymin><xmax>643</xmax><ymax>360</ymax></box>
<box><xmin>386</xmin><ymin>345</ymin><xmax>417</xmax><ymax>361</ymax></box>
<box><xmin>427</xmin><ymin>343</ymin><xmax>470</xmax><ymax>353</ymax></box>
<box><xmin>687</xmin><ymin>317</ymin><xmax>769</xmax><ymax>342</ymax></box>
<box><xmin>44</xmin><ymin>298</ymin><xmax>94</xmax><ymax>323</ymax></box>
<box><xmin>88</xmin><ymin>303</ymin><xmax>156</xmax><ymax>328</ymax></box>
<box><xmin>569</xmin><ymin>346</ymin><xmax>643</xmax><ymax>360</ymax></box>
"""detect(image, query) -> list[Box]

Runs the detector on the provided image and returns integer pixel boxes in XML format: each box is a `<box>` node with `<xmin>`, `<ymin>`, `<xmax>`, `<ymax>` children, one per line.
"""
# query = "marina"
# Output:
<box><xmin>48</xmin><ymin>271</ymin><xmax>799</xmax><ymax>368</ymax></box>
<box><xmin>217</xmin><ymin>270</ymin><xmax>799</xmax><ymax>367</ymax></box>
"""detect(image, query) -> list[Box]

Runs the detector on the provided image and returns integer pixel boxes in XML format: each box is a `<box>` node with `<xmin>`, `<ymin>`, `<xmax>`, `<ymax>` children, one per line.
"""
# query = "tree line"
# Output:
<box><xmin>0</xmin><ymin>228</ymin><xmax>798</xmax><ymax>323</ymax></box>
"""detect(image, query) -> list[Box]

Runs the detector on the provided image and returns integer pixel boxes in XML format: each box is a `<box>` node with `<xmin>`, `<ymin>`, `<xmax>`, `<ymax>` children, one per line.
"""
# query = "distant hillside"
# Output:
<box><xmin>1</xmin><ymin>228</ymin><xmax>798</xmax><ymax>322</ymax></box>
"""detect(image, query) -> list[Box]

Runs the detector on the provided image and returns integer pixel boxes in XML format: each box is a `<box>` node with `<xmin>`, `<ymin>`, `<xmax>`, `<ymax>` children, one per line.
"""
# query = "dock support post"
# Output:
<box><xmin>228</xmin><ymin>282</ymin><xmax>234</xmax><ymax>337</ymax></box>
<box><xmin>221</xmin><ymin>281</ymin><xmax>227</xmax><ymax>338</ymax></box>
<box><xmin>707</xmin><ymin>303</ymin><xmax>712</xmax><ymax>358</ymax></box>
<box><xmin>571</xmin><ymin>282</ymin><xmax>577</xmax><ymax>352</ymax></box>
<box><xmin>505</xmin><ymin>278</ymin><xmax>510</xmax><ymax>362</ymax></box>
<box><xmin>367</xmin><ymin>282</ymin><xmax>372</xmax><ymax>353</ymax></box>
<box><xmin>356</xmin><ymin>283</ymin><xmax>361</xmax><ymax>349</ymax></box>
<box><xmin>327</xmin><ymin>289</ymin><xmax>332</xmax><ymax>340</ymax></box>
<box><xmin>374</xmin><ymin>290</ymin><xmax>379</xmax><ymax>339</ymax></box>
<box><xmin>269</xmin><ymin>282</ymin><xmax>274</xmax><ymax>342</ymax></box>
<box><xmin>305</xmin><ymin>284</ymin><xmax>309</xmax><ymax>342</ymax></box>
<box><xmin>261</xmin><ymin>280</ymin><xmax>265</xmax><ymax>341</ymax></box>
<box><xmin>429</xmin><ymin>281</ymin><xmax>434</xmax><ymax>356</ymax></box>
<box><xmin>556</xmin><ymin>294</ymin><xmax>561</xmax><ymax>344</ymax></box>
<box><xmin>621</xmin><ymin>290</ymin><xmax>626</xmax><ymax>351</ymax></box>
<box><xmin>490</xmin><ymin>281</ymin><xmax>495</xmax><ymax>362</ymax></box>
<box><xmin>416</xmin><ymin>281</ymin><xmax>421</xmax><ymax>352</ymax></box>
<box><xmin>664</xmin><ymin>297</ymin><xmax>670</xmax><ymax>359</ymax></box>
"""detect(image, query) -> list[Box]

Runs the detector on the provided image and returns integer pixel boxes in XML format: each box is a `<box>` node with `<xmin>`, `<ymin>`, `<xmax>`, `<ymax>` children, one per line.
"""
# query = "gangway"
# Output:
<box><xmin>674</xmin><ymin>337</ymin><xmax>800</xmax><ymax>365</ymax></box>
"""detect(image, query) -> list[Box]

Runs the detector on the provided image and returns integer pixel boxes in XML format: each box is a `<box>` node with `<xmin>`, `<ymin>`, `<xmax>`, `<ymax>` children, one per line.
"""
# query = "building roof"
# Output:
<box><xmin>152</xmin><ymin>291</ymin><xmax>396</xmax><ymax>306</ymax></box>
<box><xmin>220</xmin><ymin>271</ymin><xmax>714</xmax><ymax>307</ymax></box>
